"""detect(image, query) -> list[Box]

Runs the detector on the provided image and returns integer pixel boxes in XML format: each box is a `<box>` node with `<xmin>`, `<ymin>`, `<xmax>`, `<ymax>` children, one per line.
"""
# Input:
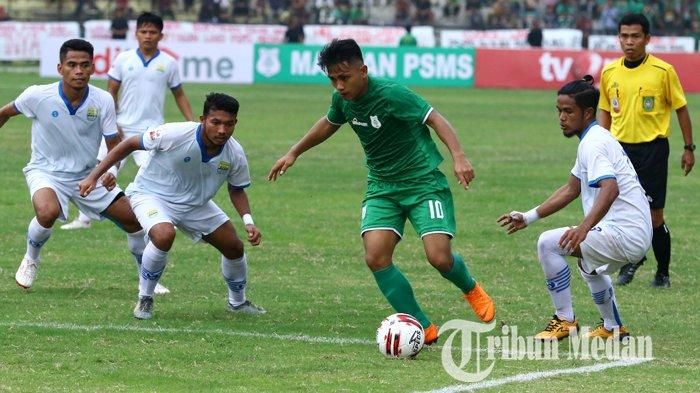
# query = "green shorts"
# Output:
<box><xmin>361</xmin><ymin>170</ymin><xmax>456</xmax><ymax>238</ymax></box>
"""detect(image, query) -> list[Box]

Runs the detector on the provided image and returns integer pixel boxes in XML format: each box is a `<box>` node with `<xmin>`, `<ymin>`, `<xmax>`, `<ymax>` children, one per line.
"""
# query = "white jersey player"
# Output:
<box><xmin>0</xmin><ymin>39</ymin><xmax>147</xmax><ymax>290</ymax></box>
<box><xmin>80</xmin><ymin>93</ymin><xmax>264</xmax><ymax>320</ymax></box>
<box><xmin>498</xmin><ymin>75</ymin><xmax>652</xmax><ymax>341</ymax></box>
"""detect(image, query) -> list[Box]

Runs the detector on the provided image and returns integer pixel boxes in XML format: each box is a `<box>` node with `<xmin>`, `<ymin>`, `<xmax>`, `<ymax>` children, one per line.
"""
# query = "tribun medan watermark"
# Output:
<box><xmin>438</xmin><ymin>320</ymin><xmax>653</xmax><ymax>383</ymax></box>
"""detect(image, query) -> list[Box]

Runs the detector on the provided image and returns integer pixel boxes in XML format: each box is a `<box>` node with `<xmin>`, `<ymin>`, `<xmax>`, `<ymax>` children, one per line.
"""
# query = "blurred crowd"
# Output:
<box><xmin>9</xmin><ymin>0</ymin><xmax>699</xmax><ymax>38</ymax></box>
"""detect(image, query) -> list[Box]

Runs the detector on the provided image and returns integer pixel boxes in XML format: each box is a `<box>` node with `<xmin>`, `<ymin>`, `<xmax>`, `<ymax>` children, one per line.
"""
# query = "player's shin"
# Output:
<box><xmin>440</xmin><ymin>253</ymin><xmax>476</xmax><ymax>292</ymax></box>
<box><xmin>372</xmin><ymin>264</ymin><xmax>431</xmax><ymax>328</ymax></box>
<box><xmin>139</xmin><ymin>242</ymin><xmax>168</xmax><ymax>297</ymax></box>
<box><xmin>26</xmin><ymin>217</ymin><xmax>52</xmax><ymax>261</ymax></box>
<box><xmin>222</xmin><ymin>254</ymin><xmax>248</xmax><ymax>306</ymax></box>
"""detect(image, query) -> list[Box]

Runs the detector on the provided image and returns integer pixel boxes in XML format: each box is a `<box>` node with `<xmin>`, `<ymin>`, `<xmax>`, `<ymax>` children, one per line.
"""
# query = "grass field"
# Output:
<box><xmin>0</xmin><ymin>72</ymin><xmax>698</xmax><ymax>392</ymax></box>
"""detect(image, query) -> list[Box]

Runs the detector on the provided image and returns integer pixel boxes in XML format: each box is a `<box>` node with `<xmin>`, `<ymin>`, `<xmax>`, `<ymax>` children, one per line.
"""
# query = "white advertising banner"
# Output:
<box><xmin>40</xmin><ymin>38</ymin><xmax>254</xmax><ymax>84</ymax></box>
<box><xmin>0</xmin><ymin>21</ymin><xmax>80</xmax><ymax>60</ymax></box>
<box><xmin>588</xmin><ymin>35</ymin><xmax>696</xmax><ymax>53</ymax></box>
<box><xmin>83</xmin><ymin>20</ymin><xmax>286</xmax><ymax>44</ymax></box>
<box><xmin>441</xmin><ymin>28</ymin><xmax>582</xmax><ymax>50</ymax></box>
<box><xmin>302</xmin><ymin>24</ymin><xmax>435</xmax><ymax>47</ymax></box>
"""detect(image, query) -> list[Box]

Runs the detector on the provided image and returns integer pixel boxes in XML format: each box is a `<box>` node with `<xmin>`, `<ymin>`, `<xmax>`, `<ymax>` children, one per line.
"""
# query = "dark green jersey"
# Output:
<box><xmin>327</xmin><ymin>77</ymin><xmax>443</xmax><ymax>181</ymax></box>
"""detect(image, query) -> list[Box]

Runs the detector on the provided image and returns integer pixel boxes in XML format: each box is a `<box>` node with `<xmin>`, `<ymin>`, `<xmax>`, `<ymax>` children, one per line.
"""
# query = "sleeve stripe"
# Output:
<box><xmin>588</xmin><ymin>175</ymin><xmax>616</xmax><ymax>188</ymax></box>
<box><xmin>228</xmin><ymin>183</ymin><xmax>251</xmax><ymax>190</ymax></box>
<box><xmin>12</xmin><ymin>102</ymin><xmax>21</xmax><ymax>114</ymax></box>
<box><xmin>104</xmin><ymin>132</ymin><xmax>119</xmax><ymax>140</ymax></box>
<box><xmin>326</xmin><ymin>116</ymin><xmax>343</xmax><ymax>126</ymax></box>
<box><xmin>170</xmin><ymin>84</ymin><xmax>182</xmax><ymax>91</ymax></box>
<box><xmin>422</xmin><ymin>107</ymin><xmax>434</xmax><ymax>124</ymax></box>
<box><xmin>108</xmin><ymin>75</ymin><xmax>121</xmax><ymax>83</ymax></box>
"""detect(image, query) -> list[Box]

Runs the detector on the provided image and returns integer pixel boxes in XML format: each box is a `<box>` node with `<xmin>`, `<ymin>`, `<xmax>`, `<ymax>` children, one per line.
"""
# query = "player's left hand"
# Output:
<box><xmin>78</xmin><ymin>178</ymin><xmax>97</xmax><ymax>197</ymax></box>
<box><xmin>245</xmin><ymin>224</ymin><xmax>262</xmax><ymax>246</ymax></box>
<box><xmin>681</xmin><ymin>150</ymin><xmax>694</xmax><ymax>176</ymax></box>
<box><xmin>454</xmin><ymin>156</ymin><xmax>475</xmax><ymax>190</ymax></box>
<box><xmin>558</xmin><ymin>226</ymin><xmax>587</xmax><ymax>254</ymax></box>
<box><xmin>100</xmin><ymin>172</ymin><xmax>117</xmax><ymax>191</ymax></box>
<box><xmin>497</xmin><ymin>211</ymin><xmax>527</xmax><ymax>234</ymax></box>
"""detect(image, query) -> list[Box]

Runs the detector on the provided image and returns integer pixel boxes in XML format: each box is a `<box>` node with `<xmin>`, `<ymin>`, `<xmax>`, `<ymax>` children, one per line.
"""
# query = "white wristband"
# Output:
<box><xmin>242</xmin><ymin>213</ymin><xmax>254</xmax><ymax>226</ymax></box>
<box><xmin>107</xmin><ymin>166</ymin><xmax>119</xmax><ymax>178</ymax></box>
<box><xmin>522</xmin><ymin>207</ymin><xmax>540</xmax><ymax>225</ymax></box>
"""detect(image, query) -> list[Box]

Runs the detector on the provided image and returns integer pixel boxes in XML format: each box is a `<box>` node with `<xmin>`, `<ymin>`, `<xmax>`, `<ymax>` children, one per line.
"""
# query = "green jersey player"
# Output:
<box><xmin>268</xmin><ymin>38</ymin><xmax>495</xmax><ymax>345</ymax></box>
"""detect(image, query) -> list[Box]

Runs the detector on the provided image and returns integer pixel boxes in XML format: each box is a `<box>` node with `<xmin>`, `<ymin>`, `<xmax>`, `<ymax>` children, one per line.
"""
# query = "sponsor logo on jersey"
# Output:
<box><xmin>351</xmin><ymin>118</ymin><xmax>368</xmax><ymax>127</ymax></box>
<box><xmin>370</xmin><ymin>115</ymin><xmax>381</xmax><ymax>129</ymax></box>
<box><xmin>86</xmin><ymin>107</ymin><xmax>99</xmax><ymax>121</ymax></box>
<box><xmin>147</xmin><ymin>208</ymin><xmax>158</xmax><ymax>218</ymax></box>
<box><xmin>184</xmin><ymin>156</ymin><xmax>191</xmax><ymax>162</ymax></box>
<box><xmin>51</xmin><ymin>110</ymin><xmax>59</xmax><ymax>118</ymax></box>
<box><xmin>148</xmin><ymin>129</ymin><xmax>161</xmax><ymax>140</ymax></box>
<box><xmin>217</xmin><ymin>161</ymin><xmax>231</xmax><ymax>173</ymax></box>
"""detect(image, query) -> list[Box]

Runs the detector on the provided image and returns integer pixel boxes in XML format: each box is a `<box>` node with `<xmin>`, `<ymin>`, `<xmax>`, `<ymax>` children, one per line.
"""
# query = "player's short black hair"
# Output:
<box><xmin>317</xmin><ymin>38</ymin><xmax>364</xmax><ymax>73</ymax></box>
<box><xmin>557</xmin><ymin>75</ymin><xmax>599</xmax><ymax>115</ymax></box>
<box><xmin>137</xmin><ymin>12</ymin><xmax>164</xmax><ymax>32</ymax></box>
<box><xmin>59</xmin><ymin>39</ymin><xmax>94</xmax><ymax>62</ymax></box>
<box><xmin>618</xmin><ymin>13</ymin><xmax>650</xmax><ymax>35</ymax></box>
<box><xmin>203</xmin><ymin>93</ymin><xmax>239</xmax><ymax>116</ymax></box>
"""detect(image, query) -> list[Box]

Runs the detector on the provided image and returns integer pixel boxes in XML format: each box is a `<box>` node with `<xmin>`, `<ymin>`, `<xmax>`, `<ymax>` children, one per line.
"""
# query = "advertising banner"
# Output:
<box><xmin>474</xmin><ymin>48</ymin><xmax>700</xmax><ymax>92</ymax></box>
<box><xmin>441</xmin><ymin>28</ymin><xmax>582</xmax><ymax>50</ymax></box>
<box><xmin>254</xmin><ymin>44</ymin><xmax>474</xmax><ymax>87</ymax></box>
<box><xmin>40</xmin><ymin>38</ymin><xmax>254</xmax><ymax>84</ymax></box>
<box><xmin>302</xmin><ymin>25</ymin><xmax>436</xmax><ymax>47</ymax></box>
<box><xmin>0</xmin><ymin>21</ymin><xmax>80</xmax><ymax>60</ymax></box>
<box><xmin>588</xmin><ymin>35</ymin><xmax>696</xmax><ymax>53</ymax></box>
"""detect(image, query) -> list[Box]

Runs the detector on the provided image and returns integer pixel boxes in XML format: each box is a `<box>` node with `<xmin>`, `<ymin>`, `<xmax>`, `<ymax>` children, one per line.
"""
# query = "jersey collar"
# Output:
<box><xmin>58</xmin><ymin>82</ymin><xmax>89</xmax><ymax>115</ymax></box>
<box><xmin>196</xmin><ymin>124</ymin><xmax>224</xmax><ymax>162</ymax></box>
<box><xmin>579</xmin><ymin>120</ymin><xmax>598</xmax><ymax>140</ymax></box>
<box><xmin>136</xmin><ymin>48</ymin><xmax>161</xmax><ymax>67</ymax></box>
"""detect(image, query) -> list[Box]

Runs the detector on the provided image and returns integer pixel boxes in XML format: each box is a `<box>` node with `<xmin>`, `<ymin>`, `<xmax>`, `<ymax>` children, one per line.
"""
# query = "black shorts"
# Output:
<box><xmin>620</xmin><ymin>138</ymin><xmax>669</xmax><ymax>209</ymax></box>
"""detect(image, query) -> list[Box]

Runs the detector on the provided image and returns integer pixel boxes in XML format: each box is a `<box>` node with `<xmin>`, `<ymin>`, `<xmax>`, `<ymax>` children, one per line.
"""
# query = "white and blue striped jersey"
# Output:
<box><xmin>127</xmin><ymin>122</ymin><xmax>250</xmax><ymax>211</ymax></box>
<box><xmin>571</xmin><ymin>122</ymin><xmax>652</xmax><ymax>247</ymax></box>
<box><xmin>107</xmin><ymin>48</ymin><xmax>181</xmax><ymax>134</ymax></box>
<box><xmin>14</xmin><ymin>82</ymin><xmax>117</xmax><ymax>179</ymax></box>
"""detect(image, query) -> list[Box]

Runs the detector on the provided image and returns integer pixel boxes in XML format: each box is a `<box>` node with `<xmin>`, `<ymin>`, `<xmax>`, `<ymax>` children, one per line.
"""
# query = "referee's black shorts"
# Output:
<box><xmin>620</xmin><ymin>137</ymin><xmax>669</xmax><ymax>210</ymax></box>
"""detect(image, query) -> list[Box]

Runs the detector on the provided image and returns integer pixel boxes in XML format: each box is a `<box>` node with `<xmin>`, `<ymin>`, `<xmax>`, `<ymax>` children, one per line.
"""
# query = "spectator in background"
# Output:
<box><xmin>111</xmin><ymin>7</ymin><xmax>129</xmax><ymax>39</ymax></box>
<box><xmin>399</xmin><ymin>24</ymin><xmax>418</xmax><ymax>46</ymax></box>
<box><xmin>465</xmin><ymin>8</ymin><xmax>486</xmax><ymax>29</ymax></box>
<box><xmin>443</xmin><ymin>0</ymin><xmax>460</xmax><ymax>19</ymax></box>
<box><xmin>527</xmin><ymin>19</ymin><xmax>543</xmax><ymax>47</ymax></box>
<box><xmin>332</xmin><ymin>0</ymin><xmax>352</xmax><ymax>24</ymax></box>
<box><xmin>600</xmin><ymin>0</ymin><xmax>620</xmax><ymax>34</ymax></box>
<box><xmin>284</xmin><ymin>15</ymin><xmax>305</xmax><ymax>42</ymax></box>
<box><xmin>199</xmin><ymin>0</ymin><xmax>221</xmax><ymax>22</ymax></box>
<box><xmin>414</xmin><ymin>0</ymin><xmax>434</xmax><ymax>25</ymax></box>
<box><xmin>350</xmin><ymin>1</ymin><xmax>368</xmax><ymax>25</ymax></box>
<box><xmin>0</xmin><ymin>6</ymin><xmax>11</xmax><ymax>21</ymax></box>
<box><xmin>394</xmin><ymin>0</ymin><xmax>412</xmax><ymax>27</ymax></box>
<box><xmin>154</xmin><ymin>0</ymin><xmax>176</xmax><ymax>20</ymax></box>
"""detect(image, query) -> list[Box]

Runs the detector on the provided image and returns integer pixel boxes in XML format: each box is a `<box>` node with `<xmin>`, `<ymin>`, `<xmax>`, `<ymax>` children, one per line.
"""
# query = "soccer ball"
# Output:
<box><xmin>376</xmin><ymin>313</ymin><xmax>425</xmax><ymax>359</ymax></box>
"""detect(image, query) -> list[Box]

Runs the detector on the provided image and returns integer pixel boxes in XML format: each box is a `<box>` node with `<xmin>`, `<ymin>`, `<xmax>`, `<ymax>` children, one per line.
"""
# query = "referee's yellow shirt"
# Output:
<box><xmin>599</xmin><ymin>54</ymin><xmax>687</xmax><ymax>143</ymax></box>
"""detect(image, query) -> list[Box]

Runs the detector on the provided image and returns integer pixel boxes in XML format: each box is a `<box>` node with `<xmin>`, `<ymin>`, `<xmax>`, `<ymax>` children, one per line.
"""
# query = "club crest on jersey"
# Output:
<box><xmin>642</xmin><ymin>96</ymin><xmax>655</xmax><ymax>112</ymax></box>
<box><xmin>351</xmin><ymin>118</ymin><xmax>368</xmax><ymax>127</ymax></box>
<box><xmin>147</xmin><ymin>208</ymin><xmax>158</xmax><ymax>218</ymax></box>
<box><xmin>612</xmin><ymin>97</ymin><xmax>620</xmax><ymax>113</ymax></box>
<box><xmin>148</xmin><ymin>129</ymin><xmax>161</xmax><ymax>140</ymax></box>
<box><xmin>156</xmin><ymin>64</ymin><xmax>166</xmax><ymax>73</ymax></box>
<box><xmin>86</xmin><ymin>107</ymin><xmax>99</xmax><ymax>121</ymax></box>
<box><xmin>370</xmin><ymin>115</ymin><xmax>381</xmax><ymax>129</ymax></box>
<box><xmin>217</xmin><ymin>161</ymin><xmax>231</xmax><ymax>173</ymax></box>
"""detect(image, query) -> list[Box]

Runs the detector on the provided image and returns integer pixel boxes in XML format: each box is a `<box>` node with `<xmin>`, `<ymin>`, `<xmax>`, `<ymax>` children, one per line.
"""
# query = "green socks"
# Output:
<box><xmin>372</xmin><ymin>264</ymin><xmax>431</xmax><ymax>328</ymax></box>
<box><xmin>440</xmin><ymin>253</ymin><xmax>476</xmax><ymax>293</ymax></box>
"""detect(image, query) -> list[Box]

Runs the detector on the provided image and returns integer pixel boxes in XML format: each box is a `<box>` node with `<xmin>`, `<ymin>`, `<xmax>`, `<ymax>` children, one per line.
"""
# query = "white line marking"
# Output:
<box><xmin>0</xmin><ymin>321</ymin><xmax>374</xmax><ymax>346</ymax></box>
<box><xmin>416</xmin><ymin>357</ymin><xmax>653</xmax><ymax>393</ymax></box>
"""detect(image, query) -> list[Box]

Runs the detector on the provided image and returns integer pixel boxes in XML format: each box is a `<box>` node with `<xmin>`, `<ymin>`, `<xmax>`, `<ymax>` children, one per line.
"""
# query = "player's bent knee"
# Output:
<box><xmin>221</xmin><ymin>238</ymin><xmax>245</xmax><ymax>260</ymax></box>
<box><xmin>148</xmin><ymin>224</ymin><xmax>176</xmax><ymax>251</ymax></box>
<box><xmin>426</xmin><ymin>252</ymin><xmax>452</xmax><ymax>272</ymax></box>
<box><xmin>34</xmin><ymin>206</ymin><xmax>60</xmax><ymax>227</ymax></box>
<box><xmin>537</xmin><ymin>228</ymin><xmax>564</xmax><ymax>256</ymax></box>
<box><xmin>365</xmin><ymin>254</ymin><xmax>392</xmax><ymax>271</ymax></box>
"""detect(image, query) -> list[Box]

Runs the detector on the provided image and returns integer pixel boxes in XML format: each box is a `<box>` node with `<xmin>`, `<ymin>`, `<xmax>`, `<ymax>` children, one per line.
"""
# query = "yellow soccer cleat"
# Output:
<box><xmin>464</xmin><ymin>282</ymin><xmax>496</xmax><ymax>323</ymax></box>
<box><xmin>535</xmin><ymin>315</ymin><xmax>579</xmax><ymax>341</ymax></box>
<box><xmin>586</xmin><ymin>321</ymin><xmax>630</xmax><ymax>340</ymax></box>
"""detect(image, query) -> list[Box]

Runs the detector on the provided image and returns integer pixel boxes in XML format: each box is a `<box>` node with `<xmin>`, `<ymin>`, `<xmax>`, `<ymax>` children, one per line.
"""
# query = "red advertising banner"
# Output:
<box><xmin>475</xmin><ymin>48</ymin><xmax>700</xmax><ymax>92</ymax></box>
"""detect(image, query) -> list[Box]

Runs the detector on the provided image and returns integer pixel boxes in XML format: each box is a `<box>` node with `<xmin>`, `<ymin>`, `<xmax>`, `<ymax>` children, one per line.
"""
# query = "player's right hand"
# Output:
<box><xmin>497</xmin><ymin>211</ymin><xmax>527</xmax><ymax>234</ymax></box>
<box><xmin>78</xmin><ymin>178</ymin><xmax>97</xmax><ymax>197</ymax></box>
<box><xmin>267</xmin><ymin>154</ymin><xmax>297</xmax><ymax>181</ymax></box>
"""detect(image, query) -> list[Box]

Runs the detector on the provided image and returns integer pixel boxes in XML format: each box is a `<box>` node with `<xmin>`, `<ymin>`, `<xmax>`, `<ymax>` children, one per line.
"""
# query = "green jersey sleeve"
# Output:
<box><xmin>326</xmin><ymin>92</ymin><xmax>346</xmax><ymax>125</ymax></box>
<box><xmin>388</xmin><ymin>84</ymin><xmax>432</xmax><ymax>124</ymax></box>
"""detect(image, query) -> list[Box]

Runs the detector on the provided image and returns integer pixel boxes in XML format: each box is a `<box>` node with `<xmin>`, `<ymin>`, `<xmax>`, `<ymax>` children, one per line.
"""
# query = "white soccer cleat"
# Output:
<box><xmin>154</xmin><ymin>282</ymin><xmax>171</xmax><ymax>295</ymax></box>
<box><xmin>15</xmin><ymin>257</ymin><xmax>39</xmax><ymax>289</ymax></box>
<box><xmin>60</xmin><ymin>219</ymin><xmax>91</xmax><ymax>230</ymax></box>
<box><xmin>228</xmin><ymin>300</ymin><xmax>266</xmax><ymax>315</ymax></box>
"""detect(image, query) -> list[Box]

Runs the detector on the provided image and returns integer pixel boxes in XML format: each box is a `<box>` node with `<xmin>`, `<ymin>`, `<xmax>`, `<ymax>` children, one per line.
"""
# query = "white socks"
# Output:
<box><xmin>26</xmin><ymin>217</ymin><xmax>52</xmax><ymax>261</ymax></box>
<box><xmin>139</xmin><ymin>242</ymin><xmax>168</xmax><ymax>297</ymax></box>
<box><xmin>580</xmin><ymin>268</ymin><xmax>621</xmax><ymax>330</ymax></box>
<box><xmin>221</xmin><ymin>254</ymin><xmax>247</xmax><ymax>306</ymax></box>
<box><xmin>127</xmin><ymin>229</ymin><xmax>147</xmax><ymax>268</ymax></box>
<box><xmin>537</xmin><ymin>228</ymin><xmax>574</xmax><ymax>322</ymax></box>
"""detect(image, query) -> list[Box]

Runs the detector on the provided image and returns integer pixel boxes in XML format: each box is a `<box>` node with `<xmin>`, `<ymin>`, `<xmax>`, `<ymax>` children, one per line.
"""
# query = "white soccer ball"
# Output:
<box><xmin>376</xmin><ymin>313</ymin><xmax>425</xmax><ymax>359</ymax></box>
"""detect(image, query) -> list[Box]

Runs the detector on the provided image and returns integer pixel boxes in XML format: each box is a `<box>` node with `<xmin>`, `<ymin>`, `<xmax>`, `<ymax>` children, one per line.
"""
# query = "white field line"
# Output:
<box><xmin>416</xmin><ymin>357</ymin><xmax>653</xmax><ymax>393</ymax></box>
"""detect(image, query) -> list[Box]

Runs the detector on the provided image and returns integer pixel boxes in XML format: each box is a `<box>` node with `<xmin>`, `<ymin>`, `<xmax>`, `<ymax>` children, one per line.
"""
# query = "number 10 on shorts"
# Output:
<box><xmin>428</xmin><ymin>200</ymin><xmax>444</xmax><ymax>219</ymax></box>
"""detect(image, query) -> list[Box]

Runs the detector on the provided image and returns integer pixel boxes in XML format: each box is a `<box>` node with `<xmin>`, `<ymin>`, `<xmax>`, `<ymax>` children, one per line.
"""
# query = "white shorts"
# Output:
<box><xmin>24</xmin><ymin>168</ymin><xmax>123</xmax><ymax>222</ymax></box>
<box><xmin>551</xmin><ymin>224</ymin><xmax>650</xmax><ymax>275</ymax></box>
<box><xmin>126</xmin><ymin>190</ymin><xmax>229</xmax><ymax>242</ymax></box>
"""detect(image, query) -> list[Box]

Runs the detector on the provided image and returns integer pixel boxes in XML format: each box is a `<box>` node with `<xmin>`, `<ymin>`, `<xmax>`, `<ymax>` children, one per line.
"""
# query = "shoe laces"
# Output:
<box><xmin>543</xmin><ymin>316</ymin><xmax>562</xmax><ymax>332</ymax></box>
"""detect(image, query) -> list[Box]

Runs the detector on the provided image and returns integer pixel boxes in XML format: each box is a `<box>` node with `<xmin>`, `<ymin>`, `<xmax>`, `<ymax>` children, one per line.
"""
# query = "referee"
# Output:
<box><xmin>598</xmin><ymin>13</ymin><xmax>695</xmax><ymax>288</ymax></box>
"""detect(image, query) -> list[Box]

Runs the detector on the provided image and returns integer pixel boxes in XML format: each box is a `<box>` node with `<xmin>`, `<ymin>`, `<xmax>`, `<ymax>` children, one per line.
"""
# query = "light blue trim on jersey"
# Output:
<box><xmin>139</xmin><ymin>132</ymin><xmax>146</xmax><ymax>150</ymax></box>
<box><xmin>588</xmin><ymin>174</ymin><xmax>616</xmax><ymax>188</ymax></box>
<box><xmin>104</xmin><ymin>132</ymin><xmax>119</xmax><ymax>140</ymax></box>
<box><xmin>107</xmin><ymin>75</ymin><xmax>122</xmax><ymax>83</ymax></box>
<box><xmin>58</xmin><ymin>82</ymin><xmax>89</xmax><ymax>115</ymax></box>
<box><xmin>170</xmin><ymin>83</ymin><xmax>182</xmax><ymax>91</ymax></box>
<box><xmin>136</xmin><ymin>48</ymin><xmax>161</xmax><ymax>67</ymax></box>
<box><xmin>578</xmin><ymin>120</ymin><xmax>598</xmax><ymax>140</ymax></box>
<box><xmin>12</xmin><ymin>102</ymin><xmax>21</xmax><ymax>115</ymax></box>
<box><xmin>196</xmin><ymin>124</ymin><xmax>223</xmax><ymax>162</ymax></box>
<box><xmin>228</xmin><ymin>183</ymin><xmax>251</xmax><ymax>191</ymax></box>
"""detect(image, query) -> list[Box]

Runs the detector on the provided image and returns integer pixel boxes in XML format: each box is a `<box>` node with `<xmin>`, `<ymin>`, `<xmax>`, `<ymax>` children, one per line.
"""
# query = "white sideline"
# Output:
<box><xmin>0</xmin><ymin>321</ymin><xmax>374</xmax><ymax>346</ymax></box>
<box><xmin>415</xmin><ymin>357</ymin><xmax>653</xmax><ymax>393</ymax></box>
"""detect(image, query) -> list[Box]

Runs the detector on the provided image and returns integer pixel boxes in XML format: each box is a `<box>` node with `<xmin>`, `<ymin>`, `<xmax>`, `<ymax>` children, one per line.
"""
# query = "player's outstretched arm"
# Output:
<box><xmin>267</xmin><ymin>116</ymin><xmax>341</xmax><ymax>181</ymax></box>
<box><xmin>228</xmin><ymin>186</ymin><xmax>261</xmax><ymax>246</ymax></box>
<box><xmin>425</xmin><ymin>109</ymin><xmax>474</xmax><ymax>190</ymax></box>
<box><xmin>79</xmin><ymin>136</ymin><xmax>142</xmax><ymax>197</ymax></box>
<box><xmin>172</xmin><ymin>87</ymin><xmax>194</xmax><ymax>121</ymax></box>
<box><xmin>0</xmin><ymin>102</ymin><xmax>20</xmax><ymax>129</ymax></box>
